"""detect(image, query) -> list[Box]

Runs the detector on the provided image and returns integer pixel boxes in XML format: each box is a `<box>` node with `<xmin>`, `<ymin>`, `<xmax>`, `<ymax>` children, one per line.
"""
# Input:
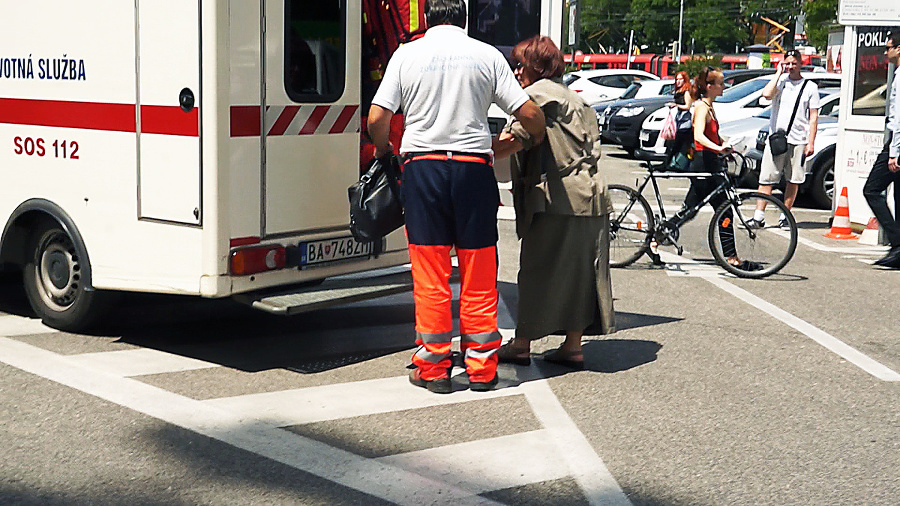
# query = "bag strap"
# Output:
<box><xmin>784</xmin><ymin>79</ymin><xmax>808</xmax><ymax>134</ymax></box>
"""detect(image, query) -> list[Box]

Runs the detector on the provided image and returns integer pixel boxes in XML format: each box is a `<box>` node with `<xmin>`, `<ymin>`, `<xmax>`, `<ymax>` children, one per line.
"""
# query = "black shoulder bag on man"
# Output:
<box><xmin>348</xmin><ymin>154</ymin><xmax>404</xmax><ymax>252</ymax></box>
<box><xmin>768</xmin><ymin>79</ymin><xmax>808</xmax><ymax>157</ymax></box>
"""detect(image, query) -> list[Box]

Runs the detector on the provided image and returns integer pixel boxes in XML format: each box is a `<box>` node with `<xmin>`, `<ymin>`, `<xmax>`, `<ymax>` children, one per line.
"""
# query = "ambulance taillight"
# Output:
<box><xmin>230</xmin><ymin>246</ymin><xmax>287</xmax><ymax>276</ymax></box>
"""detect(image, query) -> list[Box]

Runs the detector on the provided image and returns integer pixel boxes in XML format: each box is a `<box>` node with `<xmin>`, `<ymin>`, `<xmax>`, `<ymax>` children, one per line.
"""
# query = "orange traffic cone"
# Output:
<box><xmin>858</xmin><ymin>217</ymin><xmax>880</xmax><ymax>245</ymax></box>
<box><xmin>823</xmin><ymin>187</ymin><xmax>857</xmax><ymax>240</ymax></box>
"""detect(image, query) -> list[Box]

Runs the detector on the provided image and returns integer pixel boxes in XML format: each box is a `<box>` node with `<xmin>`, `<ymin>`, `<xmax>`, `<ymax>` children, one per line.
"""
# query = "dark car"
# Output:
<box><xmin>598</xmin><ymin>95</ymin><xmax>673</xmax><ymax>155</ymax></box>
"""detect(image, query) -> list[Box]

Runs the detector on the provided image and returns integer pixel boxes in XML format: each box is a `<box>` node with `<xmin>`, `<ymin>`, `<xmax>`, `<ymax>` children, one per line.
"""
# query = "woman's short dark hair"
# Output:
<box><xmin>511</xmin><ymin>35</ymin><xmax>565</xmax><ymax>80</ymax></box>
<box><xmin>425</xmin><ymin>0</ymin><xmax>467</xmax><ymax>28</ymax></box>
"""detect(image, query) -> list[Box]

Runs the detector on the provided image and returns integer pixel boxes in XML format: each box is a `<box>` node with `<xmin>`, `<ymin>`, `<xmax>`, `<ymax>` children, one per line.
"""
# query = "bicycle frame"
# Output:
<box><xmin>633</xmin><ymin>162</ymin><xmax>758</xmax><ymax>250</ymax></box>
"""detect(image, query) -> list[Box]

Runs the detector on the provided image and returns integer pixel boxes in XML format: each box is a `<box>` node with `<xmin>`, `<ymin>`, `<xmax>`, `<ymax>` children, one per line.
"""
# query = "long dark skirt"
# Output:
<box><xmin>516</xmin><ymin>213</ymin><xmax>616</xmax><ymax>341</ymax></box>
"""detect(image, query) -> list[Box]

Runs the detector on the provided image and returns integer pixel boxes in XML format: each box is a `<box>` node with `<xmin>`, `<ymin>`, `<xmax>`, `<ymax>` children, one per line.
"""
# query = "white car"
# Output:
<box><xmin>636</xmin><ymin>72</ymin><xmax>841</xmax><ymax>160</ymax></box>
<box><xmin>562</xmin><ymin>69</ymin><xmax>659</xmax><ymax>105</ymax></box>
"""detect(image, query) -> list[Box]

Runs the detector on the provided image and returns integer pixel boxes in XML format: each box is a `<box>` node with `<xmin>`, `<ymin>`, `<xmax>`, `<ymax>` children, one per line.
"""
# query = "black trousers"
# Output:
<box><xmin>685</xmin><ymin>150</ymin><xmax>736</xmax><ymax>257</ymax></box>
<box><xmin>862</xmin><ymin>135</ymin><xmax>900</xmax><ymax>247</ymax></box>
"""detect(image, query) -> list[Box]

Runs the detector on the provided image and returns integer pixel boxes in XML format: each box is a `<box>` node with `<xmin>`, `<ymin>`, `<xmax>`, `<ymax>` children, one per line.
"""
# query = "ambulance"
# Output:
<box><xmin>0</xmin><ymin>0</ymin><xmax>563</xmax><ymax>331</ymax></box>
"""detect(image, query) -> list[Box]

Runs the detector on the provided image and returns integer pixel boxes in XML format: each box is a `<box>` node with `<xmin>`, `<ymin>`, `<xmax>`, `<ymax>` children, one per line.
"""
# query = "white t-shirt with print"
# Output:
<box><xmin>372</xmin><ymin>25</ymin><xmax>529</xmax><ymax>154</ymax></box>
<box><xmin>768</xmin><ymin>75</ymin><xmax>820</xmax><ymax>145</ymax></box>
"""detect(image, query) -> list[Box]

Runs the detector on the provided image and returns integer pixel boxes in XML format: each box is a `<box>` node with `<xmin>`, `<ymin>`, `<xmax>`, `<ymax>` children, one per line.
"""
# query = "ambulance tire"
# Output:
<box><xmin>23</xmin><ymin>224</ymin><xmax>111</xmax><ymax>333</ymax></box>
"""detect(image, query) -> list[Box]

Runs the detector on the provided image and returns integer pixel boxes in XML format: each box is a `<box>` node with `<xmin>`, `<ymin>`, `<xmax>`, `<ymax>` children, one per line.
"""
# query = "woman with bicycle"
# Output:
<box><xmin>492</xmin><ymin>35</ymin><xmax>616</xmax><ymax>370</ymax></box>
<box><xmin>661</xmin><ymin>68</ymin><xmax>752</xmax><ymax>269</ymax></box>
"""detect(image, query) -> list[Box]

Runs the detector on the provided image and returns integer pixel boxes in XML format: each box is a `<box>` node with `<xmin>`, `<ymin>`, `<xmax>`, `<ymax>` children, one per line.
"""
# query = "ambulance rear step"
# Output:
<box><xmin>234</xmin><ymin>265</ymin><xmax>414</xmax><ymax>316</ymax></box>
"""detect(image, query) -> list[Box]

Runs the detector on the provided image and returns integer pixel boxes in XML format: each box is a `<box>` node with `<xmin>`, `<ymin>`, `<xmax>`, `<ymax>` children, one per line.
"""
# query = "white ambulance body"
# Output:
<box><xmin>0</xmin><ymin>0</ymin><xmax>562</xmax><ymax>331</ymax></box>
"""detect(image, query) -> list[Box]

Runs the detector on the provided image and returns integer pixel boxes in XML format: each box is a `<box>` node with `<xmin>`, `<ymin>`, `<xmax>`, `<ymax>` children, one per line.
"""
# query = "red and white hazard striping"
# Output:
<box><xmin>230</xmin><ymin>104</ymin><xmax>359</xmax><ymax>138</ymax></box>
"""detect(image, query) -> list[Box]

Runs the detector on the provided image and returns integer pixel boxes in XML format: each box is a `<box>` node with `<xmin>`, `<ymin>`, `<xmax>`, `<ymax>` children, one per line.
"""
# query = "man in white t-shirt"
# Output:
<box><xmin>747</xmin><ymin>50</ymin><xmax>819</xmax><ymax>229</ymax></box>
<box><xmin>367</xmin><ymin>0</ymin><xmax>544</xmax><ymax>393</ymax></box>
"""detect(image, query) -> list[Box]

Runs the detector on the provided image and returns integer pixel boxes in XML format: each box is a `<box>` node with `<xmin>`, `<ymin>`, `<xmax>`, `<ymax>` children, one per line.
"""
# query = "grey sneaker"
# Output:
<box><xmin>778</xmin><ymin>217</ymin><xmax>790</xmax><ymax>229</ymax></box>
<box><xmin>744</xmin><ymin>217</ymin><xmax>765</xmax><ymax>229</ymax></box>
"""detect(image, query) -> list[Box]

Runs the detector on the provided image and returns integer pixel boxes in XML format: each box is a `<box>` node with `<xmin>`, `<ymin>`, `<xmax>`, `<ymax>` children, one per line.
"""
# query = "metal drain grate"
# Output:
<box><xmin>286</xmin><ymin>350</ymin><xmax>389</xmax><ymax>374</ymax></box>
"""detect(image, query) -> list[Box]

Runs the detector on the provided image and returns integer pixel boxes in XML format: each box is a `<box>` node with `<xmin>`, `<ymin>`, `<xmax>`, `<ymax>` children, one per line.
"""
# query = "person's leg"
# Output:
<box><xmin>754</xmin><ymin>144</ymin><xmax>782</xmax><ymax>215</ymax></box>
<box><xmin>452</xmin><ymin>160</ymin><xmax>501</xmax><ymax>385</ymax></box>
<box><xmin>783</xmin><ymin>182</ymin><xmax>799</xmax><ymax>210</ymax></box>
<box><xmin>863</xmin><ymin>146</ymin><xmax>900</xmax><ymax>247</ymax></box>
<box><xmin>403</xmin><ymin>160</ymin><xmax>455</xmax><ymax>383</ymax></box>
<box><xmin>782</xmin><ymin>143</ymin><xmax>806</xmax><ymax>212</ymax></box>
<box><xmin>561</xmin><ymin>331</ymin><xmax>583</xmax><ymax>353</ymax></box>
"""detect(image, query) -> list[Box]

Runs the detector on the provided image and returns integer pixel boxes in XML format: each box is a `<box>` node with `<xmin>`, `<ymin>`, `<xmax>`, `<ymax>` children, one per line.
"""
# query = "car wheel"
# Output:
<box><xmin>810</xmin><ymin>152</ymin><xmax>835</xmax><ymax>209</ymax></box>
<box><xmin>23</xmin><ymin>223</ymin><xmax>112</xmax><ymax>332</ymax></box>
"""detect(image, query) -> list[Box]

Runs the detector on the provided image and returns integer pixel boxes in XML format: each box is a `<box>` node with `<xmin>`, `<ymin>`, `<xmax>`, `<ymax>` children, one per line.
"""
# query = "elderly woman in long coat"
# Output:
<box><xmin>493</xmin><ymin>35</ymin><xmax>615</xmax><ymax>370</ymax></box>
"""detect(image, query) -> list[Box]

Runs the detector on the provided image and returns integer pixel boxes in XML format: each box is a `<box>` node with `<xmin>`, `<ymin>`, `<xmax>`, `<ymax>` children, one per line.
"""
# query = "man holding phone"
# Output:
<box><xmin>747</xmin><ymin>49</ymin><xmax>819</xmax><ymax>229</ymax></box>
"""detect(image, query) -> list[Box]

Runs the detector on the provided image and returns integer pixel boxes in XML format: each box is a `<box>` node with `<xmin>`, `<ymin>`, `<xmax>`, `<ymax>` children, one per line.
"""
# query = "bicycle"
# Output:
<box><xmin>607</xmin><ymin>151</ymin><xmax>798</xmax><ymax>279</ymax></box>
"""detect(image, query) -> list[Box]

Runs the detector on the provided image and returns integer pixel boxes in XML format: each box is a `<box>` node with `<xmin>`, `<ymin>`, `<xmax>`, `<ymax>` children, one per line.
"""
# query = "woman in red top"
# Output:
<box><xmin>660</xmin><ymin>68</ymin><xmax>744</xmax><ymax>267</ymax></box>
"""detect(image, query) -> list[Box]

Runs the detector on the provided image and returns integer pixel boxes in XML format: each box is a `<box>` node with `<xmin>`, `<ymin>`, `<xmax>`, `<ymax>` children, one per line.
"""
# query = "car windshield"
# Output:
<box><xmin>620</xmin><ymin>83</ymin><xmax>641</xmax><ymax>99</ymax></box>
<box><xmin>562</xmin><ymin>73</ymin><xmax>579</xmax><ymax>86</ymax></box>
<box><xmin>717</xmin><ymin>79</ymin><xmax>768</xmax><ymax>103</ymax></box>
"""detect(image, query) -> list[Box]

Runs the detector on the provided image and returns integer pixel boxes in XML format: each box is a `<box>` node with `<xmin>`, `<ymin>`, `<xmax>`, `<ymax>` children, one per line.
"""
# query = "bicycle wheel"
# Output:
<box><xmin>607</xmin><ymin>184</ymin><xmax>654</xmax><ymax>267</ymax></box>
<box><xmin>708</xmin><ymin>192</ymin><xmax>798</xmax><ymax>278</ymax></box>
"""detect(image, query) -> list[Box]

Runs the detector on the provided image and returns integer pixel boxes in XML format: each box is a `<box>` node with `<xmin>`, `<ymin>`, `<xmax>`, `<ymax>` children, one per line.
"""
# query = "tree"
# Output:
<box><xmin>578</xmin><ymin>0</ymin><xmax>633</xmax><ymax>53</ymax></box>
<box><xmin>804</xmin><ymin>0</ymin><xmax>839</xmax><ymax>52</ymax></box>
<box><xmin>626</xmin><ymin>0</ymin><xmax>683</xmax><ymax>53</ymax></box>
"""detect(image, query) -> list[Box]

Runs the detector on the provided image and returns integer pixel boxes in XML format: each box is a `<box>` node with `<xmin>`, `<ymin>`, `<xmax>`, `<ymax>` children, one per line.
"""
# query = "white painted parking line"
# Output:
<box><xmin>658</xmin><ymin>251</ymin><xmax>900</xmax><ymax>382</ymax></box>
<box><xmin>0</xmin><ymin>336</ymin><xmax>504</xmax><ymax>506</ymax></box>
<box><xmin>66</xmin><ymin>348</ymin><xmax>220</xmax><ymax>377</ymax></box>
<box><xmin>0</xmin><ymin>314</ymin><xmax>56</xmax><ymax>336</ymax></box>
<box><xmin>378</xmin><ymin>430</ymin><xmax>569</xmax><ymax>495</ymax></box>
<box><xmin>521</xmin><ymin>379</ymin><xmax>631</xmax><ymax>506</ymax></box>
<box><xmin>770</xmin><ymin>228</ymin><xmax>888</xmax><ymax>255</ymax></box>
<box><xmin>203</xmin><ymin>374</ymin><xmax>524</xmax><ymax>426</ymax></box>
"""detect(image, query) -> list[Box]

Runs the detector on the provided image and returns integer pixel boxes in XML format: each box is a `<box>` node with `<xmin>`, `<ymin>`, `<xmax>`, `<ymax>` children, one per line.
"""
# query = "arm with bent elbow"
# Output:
<box><xmin>513</xmin><ymin>100</ymin><xmax>546</xmax><ymax>145</ymax></box>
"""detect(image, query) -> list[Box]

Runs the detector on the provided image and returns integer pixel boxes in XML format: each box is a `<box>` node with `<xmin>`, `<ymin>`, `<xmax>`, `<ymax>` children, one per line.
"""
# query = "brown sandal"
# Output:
<box><xmin>497</xmin><ymin>342</ymin><xmax>531</xmax><ymax>366</ymax></box>
<box><xmin>542</xmin><ymin>348</ymin><xmax>584</xmax><ymax>370</ymax></box>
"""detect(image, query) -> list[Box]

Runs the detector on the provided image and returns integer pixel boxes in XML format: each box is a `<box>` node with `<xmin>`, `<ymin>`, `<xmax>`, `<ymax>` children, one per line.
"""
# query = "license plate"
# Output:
<box><xmin>300</xmin><ymin>236</ymin><xmax>373</xmax><ymax>266</ymax></box>
<box><xmin>639</xmin><ymin>131</ymin><xmax>650</xmax><ymax>142</ymax></box>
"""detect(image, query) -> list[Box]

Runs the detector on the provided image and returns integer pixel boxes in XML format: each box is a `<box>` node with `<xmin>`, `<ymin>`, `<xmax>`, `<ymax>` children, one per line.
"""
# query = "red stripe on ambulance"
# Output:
<box><xmin>0</xmin><ymin>98</ymin><xmax>199</xmax><ymax>137</ymax></box>
<box><xmin>229</xmin><ymin>104</ymin><xmax>360</xmax><ymax>137</ymax></box>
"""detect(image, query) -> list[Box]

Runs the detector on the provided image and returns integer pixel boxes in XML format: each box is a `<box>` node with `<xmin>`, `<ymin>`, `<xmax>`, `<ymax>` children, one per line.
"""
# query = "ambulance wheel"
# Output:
<box><xmin>23</xmin><ymin>224</ymin><xmax>109</xmax><ymax>332</ymax></box>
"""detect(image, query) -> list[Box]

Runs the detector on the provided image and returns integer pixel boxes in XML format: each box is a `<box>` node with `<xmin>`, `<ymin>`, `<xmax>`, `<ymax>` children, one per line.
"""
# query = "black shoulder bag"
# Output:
<box><xmin>348</xmin><ymin>154</ymin><xmax>404</xmax><ymax>250</ymax></box>
<box><xmin>768</xmin><ymin>79</ymin><xmax>808</xmax><ymax>157</ymax></box>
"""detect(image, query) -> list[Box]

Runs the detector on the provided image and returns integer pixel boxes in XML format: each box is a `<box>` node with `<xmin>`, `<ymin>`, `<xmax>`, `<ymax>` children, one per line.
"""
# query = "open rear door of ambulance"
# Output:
<box><xmin>262</xmin><ymin>1</ymin><xmax>362</xmax><ymax>244</ymax></box>
<box><xmin>235</xmin><ymin>0</ymin><xmax>413</xmax><ymax>315</ymax></box>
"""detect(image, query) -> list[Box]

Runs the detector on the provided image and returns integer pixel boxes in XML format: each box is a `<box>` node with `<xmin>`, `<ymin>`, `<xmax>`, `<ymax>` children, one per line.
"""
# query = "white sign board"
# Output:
<box><xmin>839</xmin><ymin>0</ymin><xmax>900</xmax><ymax>26</ymax></box>
<box><xmin>568</xmin><ymin>3</ymin><xmax>577</xmax><ymax>47</ymax></box>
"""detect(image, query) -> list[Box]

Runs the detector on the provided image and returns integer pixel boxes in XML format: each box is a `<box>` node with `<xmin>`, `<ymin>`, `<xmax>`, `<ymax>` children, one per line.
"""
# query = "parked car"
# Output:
<box><xmin>563</xmin><ymin>69</ymin><xmax>659</xmax><ymax>105</ymax></box>
<box><xmin>593</xmin><ymin>80</ymin><xmax>675</xmax><ymax>138</ymax></box>
<box><xmin>599</xmin><ymin>93</ymin><xmax>678</xmax><ymax>155</ymax></box>
<box><xmin>722</xmin><ymin>68</ymin><xmax>777</xmax><ymax>88</ymax></box>
<box><xmin>743</xmin><ymin>92</ymin><xmax>841</xmax><ymax>209</ymax></box>
<box><xmin>636</xmin><ymin>72</ymin><xmax>842</xmax><ymax>160</ymax></box>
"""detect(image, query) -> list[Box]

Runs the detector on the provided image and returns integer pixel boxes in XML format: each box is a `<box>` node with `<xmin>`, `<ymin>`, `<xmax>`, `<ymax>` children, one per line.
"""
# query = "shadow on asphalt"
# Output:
<box><xmin>582</xmin><ymin>339</ymin><xmax>662</xmax><ymax>373</ymax></box>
